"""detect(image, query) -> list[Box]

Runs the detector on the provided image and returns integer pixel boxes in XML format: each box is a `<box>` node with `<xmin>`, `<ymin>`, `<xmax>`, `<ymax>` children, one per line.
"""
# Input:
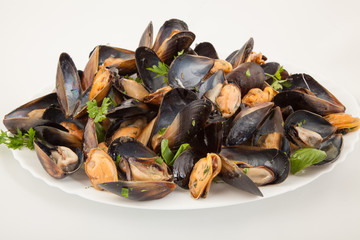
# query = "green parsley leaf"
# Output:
<box><xmin>194</xmin><ymin>86</ymin><xmax>199</xmax><ymax>92</ymax></box>
<box><xmin>135</xmin><ymin>77</ymin><xmax>143</xmax><ymax>84</ymax></box>
<box><xmin>121</xmin><ymin>188</ymin><xmax>129</xmax><ymax>198</ymax></box>
<box><xmin>87</xmin><ymin>97</ymin><xmax>111</xmax><ymax>123</ymax></box>
<box><xmin>108</xmin><ymin>95</ymin><xmax>117</xmax><ymax>107</ymax></box>
<box><xmin>94</xmin><ymin>122</ymin><xmax>106</xmax><ymax>143</ymax></box>
<box><xmin>245</xmin><ymin>68</ymin><xmax>251</xmax><ymax>77</ymax></box>
<box><xmin>146</xmin><ymin>62</ymin><xmax>169</xmax><ymax>83</ymax></box>
<box><xmin>264</xmin><ymin>66</ymin><xmax>291</xmax><ymax>91</ymax></box>
<box><xmin>192</xmin><ymin>119</ymin><xmax>195</xmax><ymax>127</ymax></box>
<box><xmin>177</xmin><ymin>49</ymin><xmax>184</xmax><ymax>56</ymax></box>
<box><xmin>290</xmin><ymin>148</ymin><xmax>327</xmax><ymax>174</ymax></box>
<box><xmin>0</xmin><ymin>128</ymin><xmax>37</xmax><ymax>150</ymax></box>
<box><xmin>243</xmin><ymin>168</ymin><xmax>248</xmax><ymax>174</ymax></box>
<box><xmin>158</xmin><ymin>127</ymin><xmax>168</xmax><ymax>135</ymax></box>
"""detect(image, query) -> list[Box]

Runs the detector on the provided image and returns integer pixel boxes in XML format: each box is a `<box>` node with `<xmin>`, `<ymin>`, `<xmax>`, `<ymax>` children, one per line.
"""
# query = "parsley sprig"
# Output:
<box><xmin>87</xmin><ymin>97</ymin><xmax>111</xmax><ymax>123</ymax></box>
<box><xmin>0</xmin><ymin>128</ymin><xmax>37</xmax><ymax>150</ymax></box>
<box><xmin>264</xmin><ymin>66</ymin><xmax>291</xmax><ymax>91</ymax></box>
<box><xmin>147</xmin><ymin>62</ymin><xmax>169</xmax><ymax>83</ymax></box>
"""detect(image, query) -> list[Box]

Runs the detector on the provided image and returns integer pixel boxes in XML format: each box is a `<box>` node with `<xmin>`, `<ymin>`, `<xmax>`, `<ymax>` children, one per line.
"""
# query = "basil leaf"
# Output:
<box><xmin>161</xmin><ymin>139</ymin><xmax>174</xmax><ymax>165</ymax></box>
<box><xmin>290</xmin><ymin>148</ymin><xmax>327</xmax><ymax>174</ymax></box>
<box><xmin>169</xmin><ymin>143</ymin><xmax>191</xmax><ymax>166</ymax></box>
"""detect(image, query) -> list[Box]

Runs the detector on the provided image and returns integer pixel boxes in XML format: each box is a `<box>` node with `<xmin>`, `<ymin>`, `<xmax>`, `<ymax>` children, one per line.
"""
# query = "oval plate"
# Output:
<box><xmin>11</xmin><ymin>73</ymin><xmax>360</xmax><ymax>210</ymax></box>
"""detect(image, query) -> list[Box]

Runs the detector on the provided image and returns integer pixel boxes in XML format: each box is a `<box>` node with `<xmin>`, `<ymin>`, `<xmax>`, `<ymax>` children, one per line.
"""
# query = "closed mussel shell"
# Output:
<box><xmin>227</xmin><ymin>62</ymin><xmax>265</xmax><ymax>96</ymax></box>
<box><xmin>138</xmin><ymin>21</ymin><xmax>153</xmax><ymax>48</ymax></box>
<box><xmin>316</xmin><ymin>133</ymin><xmax>343</xmax><ymax>165</ymax></box>
<box><xmin>194</xmin><ymin>42</ymin><xmax>219</xmax><ymax>59</ymax></box>
<box><xmin>168</xmin><ymin>54</ymin><xmax>214</xmax><ymax>90</ymax></box>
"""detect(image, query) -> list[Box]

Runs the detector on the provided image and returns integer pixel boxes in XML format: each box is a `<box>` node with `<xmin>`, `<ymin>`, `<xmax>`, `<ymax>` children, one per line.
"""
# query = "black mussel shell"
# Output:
<box><xmin>34</xmin><ymin>140</ymin><xmax>83</xmax><ymax>179</ymax></box>
<box><xmin>151</xmin><ymin>88</ymin><xmax>198</xmax><ymax>137</ymax></box>
<box><xmin>190</xmin><ymin>121</ymin><xmax>223</xmax><ymax>154</ymax></box>
<box><xmin>227</xmin><ymin>102</ymin><xmax>274</xmax><ymax>146</ymax></box>
<box><xmin>194</xmin><ymin>42</ymin><xmax>219</xmax><ymax>59</ymax></box>
<box><xmin>173</xmin><ymin>148</ymin><xmax>204</xmax><ymax>189</ymax></box>
<box><xmin>316</xmin><ymin>134</ymin><xmax>343</xmax><ymax>165</ymax></box>
<box><xmin>152</xmin><ymin>19</ymin><xmax>189</xmax><ymax>53</ymax></box>
<box><xmin>34</xmin><ymin>125</ymin><xmax>82</xmax><ymax>149</ymax></box>
<box><xmin>168</xmin><ymin>54</ymin><xmax>214</xmax><ymax>90</ymax></box>
<box><xmin>284</xmin><ymin>110</ymin><xmax>336</xmax><ymax>144</ymax></box>
<box><xmin>219</xmin><ymin>156</ymin><xmax>263</xmax><ymax>196</ymax></box>
<box><xmin>220</xmin><ymin>146</ymin><xmax>290</xmax><ymax>184</ymax></box>
<box><xmin>197</xmin><ymin>70</ymin><xmax>226</xmax><ymax>99</ymax></box>
<box><xmin>106</xmin><ymin>99</ymin><xmax>155</xmax><ymax>120</ymax></box>
<box><xmin>56</xmin><ymin>53</ymin><xmax>82</xmax><ymax>118</ymax></box>
<box><xmin>99</xmin><ymin>180</ymin><xmax>176</xmax><ymax>201</ymax></box>
<box><xmin>226</xmin><ymin>37</ymin><xmax>254</xmax><ymax>69</ymax></box>
<box><xmin>107</xmin><ymin>136</ymin><xmax>156</xmax><ymax>162</ymax></box>
<box><xmin>135</xmin><ymin>47</ymin><xmax>167</xmax><ymax>92</ymax></box>
<box><xmin>227</xmin><ymin>62</ymin><xmax>265</xmax><ymax>96</ymax></box>
<box><xmin>139</xmin><ymin>21</ymin><xmax>153</xmax><ymax>48</ymax></box>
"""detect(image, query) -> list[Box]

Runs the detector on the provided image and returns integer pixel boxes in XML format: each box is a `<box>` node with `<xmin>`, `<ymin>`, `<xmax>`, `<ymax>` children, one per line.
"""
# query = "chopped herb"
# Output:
<box><xmin>194</xmin><ymin>86</ymin><xmax>199</xmax><ymax>92</ymax></box>
<box><xmin>290</xmin><ymin>148</ymin><xmax>327</xmax><ymax>174</ymax></box>
<box><xmin>203</xmin><ymin>165</ymin><xmax>210</xmax><ymax>174</ymax></box>
<box><xmin>0</xmin><ymin>128</ymin><xmax>37</xmax><ymax>150</ymax></box>
<box><xmin>177</xmin><ymin>49</ymin><xmax>184</xmax><ymax>56</ymax></box>
<box><xmin>108</xmin><ymin>95</ymin><xmax>117</xmax><ymax>107</ymax></box>
<box><xmin>121</xmin><ymin>188</ymin><xmax>129</xmax><ymax>198</ymax></box>
<box><xmin>135</xmin><ymin>77</ymin><xmax>143</xmax><ymax>84</ymax></box>
<box><xmin>116</xmin><ymin>155</ymin><xmax>121</xmax><ymax>166</ymax></box>
<box><xmin>192</xmin><ymin>119</ymin><xmax>195</xmax><ymax>127</ymax></box>
<box><xmin>171</xmin><ymin>143</ymin><xmax>190</xmax><ymax>166</ymax></box>
<box><xmin>264</xmin><ymin>66</ymin><xmax>292</xmax><ymax>91</ymax></box>
<box><xmin>141</xmin><ymin>189</ymin><xmax>147</xmax><ymax>192</ymax></box>
<box><xmin>155</xmin><ymin>156</ymin><xmax>164</xmax><ymax>164</ymax></box>
<box><xmin>296</xmin><ymin>122</ymin><xmax>303</xmax><ymax>127</ymax></box>
<box><xmin>187</xmin><ymin>130</ymin><xmax>190</xmax><ymax>134</ymax></box>
<box><xmin>243</xmin><ymin>168</ymin><xmax>248</xmax><ymax>174</ymax></box>
<box><xmin>245</xmin><ymin>68</ymin><xmax>251</xmax><ymax>77</ymax></box>
<box><xmin>161</xmin><ymin>139</ymin><xmax>174</xmax><ymax>165</ymax></box>
<box><xmin>133</xmin><ymin>131</ymin><xmax>138</xmax><ymax>135</ymax></box>
<box><xmin>130</xmin><ymin>188</ymin><xmax>133</xmax><ymax>191</ymax></box>
<box><xmin>146</xmin><ymin>62</ymin><xmax>169</xmax><ymax>83</ymax></box>
<box><xmin>122</xmin><ymin>90</ymin><xmax>127</xmax><ymax>95</ymax></box>
<box><xmin>87</xmin><ymin>97</ymin><xmax>111</xmax><ymax>123</ymax></box>
<box><xmin>281</xmin><ymin>121</ymin><xmax>285</xmax><ymax>127</ymax></box>
<box><xmin>158</xmin><ymin>127</ymin><xmax>168</xmax><ymax>135</ymax></box>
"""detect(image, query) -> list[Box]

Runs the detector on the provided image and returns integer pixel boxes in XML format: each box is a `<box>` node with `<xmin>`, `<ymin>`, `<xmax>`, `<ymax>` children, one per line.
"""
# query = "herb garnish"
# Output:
<box><xmin>121</xmin><ymin>188</ymin><xmax>129</xmax><ymax>198</ymax></box>
<box><xmin>290</xmin><ymin>148</ymin><xmax>327</xmax><ymax>174</ymax></box>
<box><xmin>243</xmin><ymin>168</ymin><xmax>249</xmax><ymax>174</ymax></box>
<box><xmin>245</xmin><ymin>68</ymin><xmax>251</xmax><ymax>77</ymax></box>
<box><xmin>155</xmin><ymin>156</ymin><xmax>164</xmax><ymax>164</ymax></box>
<box><xmin>0</xmin><ymin>128</ymin><xmax>37</xmax><ymax>150</ymax></box>
<box><xmin>87</xmin><ymin>97</ymin><xmax>111</xmax><ymax>123</ymax></box>
<box><xmin>192</xmin><ymin>119</ymin><xmax>195</xmax><ymax>127</ymax></box>
<box><xmin>264</xmin><ymin>66</ymin><xmax>291</xmax><ymax>91</ymax></box>
<box><xmin>147</xmin><ymin>62</ymin><xmax>169</xmax><ymax>83</ymax></box>
<box><xmin>160</xmin><ymin>139</ymin><xmax>191</xmax><ymax>166</ymax></box>
<box><xmin>158</xmin><ymin>127</ymin><xmax>168</xmax><ymax>135</ymax></box>
<box><xmin>116</xmin><ymin>155</ymin><xmax>121</xmax><ymax>166</ymax></box>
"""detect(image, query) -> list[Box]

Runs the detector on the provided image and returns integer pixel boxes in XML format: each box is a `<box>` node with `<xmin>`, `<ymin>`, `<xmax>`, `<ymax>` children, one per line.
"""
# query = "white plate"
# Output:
<box><xmin>11</xmin><ymin>74</ymin><xmax>360</xmax><ymax>210</ymax></box>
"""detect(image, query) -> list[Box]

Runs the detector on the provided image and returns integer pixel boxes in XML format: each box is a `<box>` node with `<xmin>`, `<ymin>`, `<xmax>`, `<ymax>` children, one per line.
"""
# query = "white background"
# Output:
<box><xmin>1</xmin><ymin>0</ymin><xmax>360</xmax><ymax>239</ymax></box>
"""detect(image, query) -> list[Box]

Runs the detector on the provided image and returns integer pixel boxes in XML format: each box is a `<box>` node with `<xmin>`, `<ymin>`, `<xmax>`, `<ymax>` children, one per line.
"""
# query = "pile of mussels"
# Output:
<box><xmin>3</xmin><ymin>19</ymin><xmax>360</xmax><ymax>201</ymax></box>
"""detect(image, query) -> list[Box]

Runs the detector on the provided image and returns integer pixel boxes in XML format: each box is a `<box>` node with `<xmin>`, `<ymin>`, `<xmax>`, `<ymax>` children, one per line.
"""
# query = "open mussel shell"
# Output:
<box><xmin>227</xmin><ymin>62</ymin><xmax>265</xmax><ymax>96</ymax></box>
<box><xmin>226</xmin><ymin>37</ymin><xmax>254</xmax><ymax>69</ymax></box>
<box><xmin>106</xmin><ymin>99</ymin><xmax>154</xmax><ymax>120</ymax></box>
<box><xmin>56</xmin><ymin>53</ymin><xmax>82</xmax><ymax>118</ymax></box>
<box><xmin>34</xmin><ymin>125</ymin><xmax>82</xmax><ymax>149</ymax></box>
<box><xmin>152</xmin><ymin>99</ymin><xmax>212</xmax><ymax>152</ymax></box>
<box><xmin>107</xmin><ymin>136</ymin><xmax>156</xmax><ymax>163</ymax></box>
<box><xmin>113</xmin><ymin>77</ymin><xmax>149</xmax><ymax>101</ymax></box>
<box><xmin>227</xmin><ymin>102</ymin><xmax>274</xmax><ymax>146</ymax></box>
<box><xmin>135</xmin><ymin>47</ymin><xmax>167</xmax><ymax>92</ymax></box>
<box><xmin>168</xmin><ymin>54</ymin><xmax>214</xmax><ymax>90</ymax></box>
<box><xmin>284</xmin><ymin>110</ymin><xmax>336</xmax><ymax>148</ymax></box>
<box><xmin>273</xmin><ymin>89</ymin><xmax>345</xmax><ymax>116</ymax></box>
<box><xmin>173</xmin><ymin>148</ymin><xmax>204</xmax><ymax>189</ymax></box>
<box><xmin>82</xmin><ymin>45</ymin><xmax>136</xmax><ymax>91</ymax></box>
<box><xmin>3</xmin><ymin>93</ymin><xmax>59</xmax><ymax>134</ymax></box>
<box><xmin>152</xmin><ymin>18</ymin><xmax>189</xmax><ymax>53</ymax></box>
<box><xmin>219</xmin><ymin>156</ymin><xmax>263</xmax><ymax>197</ymax></box>
<box><xmin>189</xmin><ymin>153</ymin><xmax>222</xmax><ymax>199</ymax></box>
<box><xmin>138</xmin><ymin>21</ymin><xmax>153</xmax><ymax>48</ymax></box>
<box><xmin>220</xmin><ymin>146</ymin><xmax>290</xmax><ymax>185</ymax></box>
<box><xmin>34</xmin><ymin>140</ymin><xmax>83</xmax><ymax>179</ymax></box>
<box><xmin>197</xmin><ymin>70</ymin><xmax>226</xmax><ymax>99</ymax></box>
<box><xmin>285</xmin><ymin>74</ymin><xmax>345</xmax><ymax>108</ymax></box>
<box><xmin>316</xmin><ymin>133</ymin><xmax>343</xmax><ymax>165</ymax></box>
<box><xmin>252</xmin><ymin>107</ymin><xmax>290</xmax><ymax>156</ymax></box>
<box><xmin>118</xmin><ymin>155</ymin><xmax>172</xmax><ymax>182</ymax></box>
<box><xmin>99</xmin><ymin>180</ymin><xmax>176</xmax><ymax>201</ymax></box>
<box><xmin>83</xmin><ymin>118</ymin><xmax>98</xmax><ymax>157</ymax></box>
<box><xmin>151</xmin><ymin>88</ymin><xmax>198</xmax><ymax>137</ymax></box>
<box><xmin>194</xmin><ymin>42</ymin><xmax>219</xmax><ymax>59</ymax></box>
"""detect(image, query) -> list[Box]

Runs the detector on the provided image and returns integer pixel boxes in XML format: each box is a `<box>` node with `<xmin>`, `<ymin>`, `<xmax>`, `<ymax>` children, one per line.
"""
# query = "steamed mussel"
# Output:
<box><xmin>2</xmin><ymin>18</ymin><xmax>359</xmax><ymax>203</ymax></box>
